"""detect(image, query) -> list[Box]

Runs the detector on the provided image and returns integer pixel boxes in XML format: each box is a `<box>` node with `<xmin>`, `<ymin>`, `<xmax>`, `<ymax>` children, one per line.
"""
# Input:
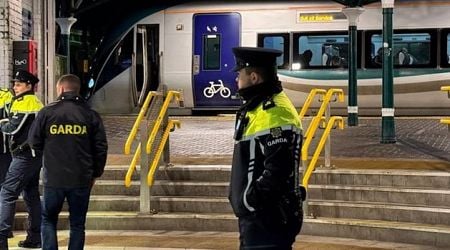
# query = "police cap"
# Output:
<box><xmin>232</xmin><ymin>47</ymin><xmax>282</xmax><ymax>72</ymax></box>
<box><xmin>12</xmin><ymin>70</ymin><xmax>39</xmax><ymax>85</ymax></box>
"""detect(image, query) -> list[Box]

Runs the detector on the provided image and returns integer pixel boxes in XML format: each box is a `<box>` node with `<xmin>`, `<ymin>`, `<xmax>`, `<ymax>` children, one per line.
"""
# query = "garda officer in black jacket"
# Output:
<box><xmin>229</xmin><ymin>47</ymin><xmax>306</xmax><ymax>249</ymax></box>
<box><xmin>28</xmin><ymin>74</ymin><xmax>108</xmax><ymax>250</ymax></box>
<box><xmin>0</xmin><ymin>70</ymin><xmax>44</xmax><ymax>249</ymax></box>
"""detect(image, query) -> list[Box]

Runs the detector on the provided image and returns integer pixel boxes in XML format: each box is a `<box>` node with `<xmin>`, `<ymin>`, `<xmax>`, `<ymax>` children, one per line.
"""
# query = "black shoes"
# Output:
<box><xmin>17</xmin><ymin>240</ymin><xmax>41</xmax><ymax>248</ymax></box>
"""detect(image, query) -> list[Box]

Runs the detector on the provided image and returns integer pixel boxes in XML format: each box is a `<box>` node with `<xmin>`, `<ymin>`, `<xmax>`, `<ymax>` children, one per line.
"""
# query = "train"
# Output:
<box><xmin>87</xmin><ymin>0</ymin><xmax>450</xmax><ymax>116</ymax></box>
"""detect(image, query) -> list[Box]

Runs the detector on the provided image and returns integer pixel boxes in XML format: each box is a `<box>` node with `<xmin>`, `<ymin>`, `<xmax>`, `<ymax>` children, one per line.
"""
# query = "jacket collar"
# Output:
<box><xmin>57</xmin><ymin>91</ymin><xmax>83</xmax><ymax>102</ymax></box>
<box><xmin>238</xmin><ymin>81</ymin><xmax>283</xmax><ymax>111</ymax></box>
<box><xmin>13</xmin><ymin>90</ymin><xmax>34</xmax><ymax>100</ymax></box>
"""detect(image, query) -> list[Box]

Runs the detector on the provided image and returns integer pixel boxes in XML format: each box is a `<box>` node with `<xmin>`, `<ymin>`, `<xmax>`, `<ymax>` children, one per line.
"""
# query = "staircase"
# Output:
<box><xmin>13</xmin><ymin>163</ymin><xmax>450</xmax><ymax>247</ymax></box>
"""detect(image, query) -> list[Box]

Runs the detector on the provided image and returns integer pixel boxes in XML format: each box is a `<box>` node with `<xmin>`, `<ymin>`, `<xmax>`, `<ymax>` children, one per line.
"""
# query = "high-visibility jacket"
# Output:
<box><xmin>0</xmin><ymin>88</ymin><xmax>13</xmax><ymax>154</ymax></box>
<box><xmin>1</xmin><ymin>91</ymin><xmax>43</xmax><ymax>157</ymax></box>
<box><xmin>229</xmin><ymin>90</ymin><xmax>303</xmax><ymax>218</ymax></box>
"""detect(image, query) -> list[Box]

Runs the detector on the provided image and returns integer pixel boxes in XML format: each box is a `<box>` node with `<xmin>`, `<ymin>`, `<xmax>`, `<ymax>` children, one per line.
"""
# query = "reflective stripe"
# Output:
<box><xmin>4</xmin><ymin>113</ymin><xmax>29</xmax><ymax>135</ymax></box>
<box><xmin>348</xmin><ymin>106</ymin><xmax>358</xmax><ymax>113</ymax></box>
<box><xmin>382</xmin><ymin>108</ymin><xmax>395</xmax><ymax>117</ymax></box>
<box><xmin>241</xmin><ymin>125</ymin><xmax>301</xmax><ymax>141</ymax></box>
<box><xmin>243</xmin><ymin>138</ymin><xmax>256</xmax><ymax>212</ymax></box>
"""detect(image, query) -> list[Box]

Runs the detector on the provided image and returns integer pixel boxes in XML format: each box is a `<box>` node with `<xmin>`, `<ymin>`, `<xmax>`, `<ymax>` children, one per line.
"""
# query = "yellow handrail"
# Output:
<box><xmin>145</xmin><ymin>91</ymin><xmax>181</xmax><ymax>154</ymax></box>
<box><xmin>441</xmin><ymin>118</ymin><xmax>450</xmax><ymax>125</ymax></box>
<box><xmin>125</xmin><ymin>143</ymin><xmax>141</xmax><ymax>187</ymax></box>
<box><xmin>302</xmin><ymin>89</ymin><xmax>344</xmax><ymax>161</ymax></box>
<box><xmin>298</xmin><ymin>88</ymin><xmax>327</xmax><ymax>120</ymax></box>
<box><xmin>302</xmin><ymin>116</ymin><xmax>344</xmax><ymax>189</ymax></box>
<box><xmin>441</xmin><ymin>86</ymin><xmax>450</xmax><ymax>92</ymax></box>
<box><xmin>441</xmin><ymin>86</ymin><xmax>450</xmax><ymax>98</ymax></box>
<box><xmin>147</xmin><ymin>119</ymin><xmax>181</xmax><ymax>187</ymax></box>
<box><xmin>124</xmin><ymin>91</ymin><xmax>159</xmax><ymax>155</ymax></box>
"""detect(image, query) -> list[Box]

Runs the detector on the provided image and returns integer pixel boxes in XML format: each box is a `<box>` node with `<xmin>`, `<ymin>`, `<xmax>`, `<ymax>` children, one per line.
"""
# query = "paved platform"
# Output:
<box><xmin>104</xmin><ymin>115</ymin><xmax>450</xmax><ymax>169</ymax></box>
<box><xmin>7</xmin><ymin>230</ymin><xmax>447</xmax><ymax>250</ymax></box>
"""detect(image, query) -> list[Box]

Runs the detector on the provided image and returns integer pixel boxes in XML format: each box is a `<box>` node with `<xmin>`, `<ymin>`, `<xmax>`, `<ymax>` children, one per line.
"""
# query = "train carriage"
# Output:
<box><xmin>88</xmin><ymin>0</ymin><xmax>450</xmax><ymax>116</ymax></box>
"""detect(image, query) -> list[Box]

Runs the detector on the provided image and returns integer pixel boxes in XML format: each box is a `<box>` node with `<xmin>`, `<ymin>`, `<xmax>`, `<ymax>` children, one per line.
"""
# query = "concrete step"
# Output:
<box><xmin>308</xmin><ymin>200</ymin><xmax>450</xmax><ymax>225</ymax></box>
<box><xmin>302</xmin><ymin>217</ymin><xmax>450</xmax><ymax>248</ymax></box>
<box><xmin>11</xmin><ymin>212</ymin><xmax>450</xmax><ymax>247</ymax></box>
<box><xmin>13</xmin><ymin>212</ymin><xmax>237</xmax><ymax>232</ymax></box>
<box><xmin>308</xmin><ymin>169</ymin><xmax>450</xmax><ymax>189</ymax></box>
<box><xmin>101</xmin><ymin>165</ymin><xmax>231</xmax><ymax>182</ymax></box>
<box><xmin>92</xmin><ymin>180</ymin><xmax>229</xmax><ymax>197</ymax></box>
<box><xmin>16</xmin><ymin>196</ymin><xmax>231</xmax><ymax>213</ymax></box>
<box><xmin>308</xmin><ymin>184</ymin><xmax>450</xmax><ymax>207</ymax></box>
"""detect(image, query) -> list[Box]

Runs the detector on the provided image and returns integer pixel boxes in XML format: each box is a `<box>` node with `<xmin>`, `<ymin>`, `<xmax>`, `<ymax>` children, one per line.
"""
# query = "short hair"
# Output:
<box><xmin>244</xmin><ymin>66</ymin><xmax>277</xmax><ymax>82</ymax></box>
<box><xmin>57</xmin><ymin>74</ymin><xmax>81</xmax><ymax>93</ymax></box>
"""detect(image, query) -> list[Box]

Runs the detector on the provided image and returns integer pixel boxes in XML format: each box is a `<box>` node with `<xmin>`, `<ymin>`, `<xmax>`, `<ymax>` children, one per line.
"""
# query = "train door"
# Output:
<box><xmin>193</xmin><ymin>13</ymin><xmax>241</xmax><ymax>108</ymax></box>
<box><xmin>132</xmin><ymin>24</ymin><xmax>159</xmax><ymax>107</ymax></box>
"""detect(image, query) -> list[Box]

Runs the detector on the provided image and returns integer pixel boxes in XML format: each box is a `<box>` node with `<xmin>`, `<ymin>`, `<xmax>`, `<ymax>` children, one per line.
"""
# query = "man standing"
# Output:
<box><xmin>0</xmin><ymin>70</ymin><xmax>44</xmax><ymax>249</ymax></box>
<box><xmin>28</xmin><ymin>74</ymin><xmax>108</xmax><ymax>250</ymax></box>
<box><xmin>229</xmin><ymin>47</ymin><xmax>305</xmax><ymax>249</ymax></box>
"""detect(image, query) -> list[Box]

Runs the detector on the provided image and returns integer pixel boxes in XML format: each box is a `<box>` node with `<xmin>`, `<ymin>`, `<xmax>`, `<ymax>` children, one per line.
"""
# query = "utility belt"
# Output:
<box><xmin>10</xmin><ymin>142</ymin><xmax>33</xmax><ymax>157</ymax></box>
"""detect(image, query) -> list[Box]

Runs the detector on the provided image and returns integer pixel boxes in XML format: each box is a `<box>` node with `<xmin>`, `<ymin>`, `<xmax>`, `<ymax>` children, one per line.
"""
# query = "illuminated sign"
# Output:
<box><xmin>297</xmin><ymin>12</ymin><xmax>347</xmax><ymax>23</ymax></box>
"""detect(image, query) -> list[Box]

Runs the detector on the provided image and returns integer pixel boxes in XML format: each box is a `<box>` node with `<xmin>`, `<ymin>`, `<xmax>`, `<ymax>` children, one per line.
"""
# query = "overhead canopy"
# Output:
<box><xmin>331</xmin><ymin>0</ymin><xmax>380</xmax><ymax>7</ymax></box>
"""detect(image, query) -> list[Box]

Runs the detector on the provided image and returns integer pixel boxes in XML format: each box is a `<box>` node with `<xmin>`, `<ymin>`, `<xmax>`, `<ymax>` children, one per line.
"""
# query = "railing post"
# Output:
<box><xmin>162</xmin><ymin>85</ymin><xmax>170</xmax><ymax>165</ymax></box>
<box><xmin>324</xmin><ymin>102</ymin><xmax>331</xmax><ymax>168</ymax></box>
<box><xmin>139</xmin><ymin>121</ymin><xmax>151</xmax><ymax>213</ymax></box>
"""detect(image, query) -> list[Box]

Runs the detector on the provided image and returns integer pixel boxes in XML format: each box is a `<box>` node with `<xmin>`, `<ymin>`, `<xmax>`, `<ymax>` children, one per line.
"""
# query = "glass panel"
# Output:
<box><xmin>446</xmin><ymin>34</ymin><xmax>450</xmax><ymax>64</ymax></box>
<box><xmin>370</xmin><ymin>33</ymin><xmax>430</xmax><ymax>66</ymax></box>
<box><xmin>263</xmin><ymin>36</ymin><xmax>285</xmax><ymax>67</ymax></box>
<box><xmin>393</xmin><ymin>33</ymin><xmax>430</xmax><ymax>65</ymax></box>
<box><xmin>296</xmin><ymin>34</ymin><xmax>348</xmax><ymax>69</ymax></box>
<box><xmin>203</xmin><ymin>34</ymin><xmax>221</xmax><ymax>70</ymax></box>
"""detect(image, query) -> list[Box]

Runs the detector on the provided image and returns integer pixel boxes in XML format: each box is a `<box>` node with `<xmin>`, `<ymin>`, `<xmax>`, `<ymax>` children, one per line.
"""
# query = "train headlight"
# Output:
<box><xmin>292</xmin><ymin>63</ymin><xmax>301</xmax><ymax>70</ymax></box>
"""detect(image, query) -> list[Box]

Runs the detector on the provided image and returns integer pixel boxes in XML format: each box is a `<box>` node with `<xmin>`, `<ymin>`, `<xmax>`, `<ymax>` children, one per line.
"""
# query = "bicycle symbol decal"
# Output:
<box><xmin>203</xmin><ymin>80</ymin><xmax>231</xmax><ymax>98</ymax></box>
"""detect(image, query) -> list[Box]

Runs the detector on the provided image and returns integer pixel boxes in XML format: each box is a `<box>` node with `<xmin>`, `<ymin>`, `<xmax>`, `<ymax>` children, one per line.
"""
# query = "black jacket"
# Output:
<box><xmin>229</xmin><ymin>82</ymin><xmax>304</xmax><ymax>218</ymax></box>
<box><xmin>28</xmin><ymin>91</ymin><xmax>108</xmax><ymax>188</ymax></box>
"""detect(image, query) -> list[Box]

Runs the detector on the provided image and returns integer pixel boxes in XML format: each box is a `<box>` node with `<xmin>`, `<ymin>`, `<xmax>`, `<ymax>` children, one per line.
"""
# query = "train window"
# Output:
<box><xmin>365</xmin><ymin>30</ymin><xmax>437</xmax><ymax>68</ymax></box>
<box><xmin>441</xmin><ymin>29</ymin><xmax>450</xmax><ymax>67</ymax></box>
<box><xmin>203</xmin><ymin>34</ymin><xmax>221</xmax><ymax>70</ymax></box>
<box><xmin>257</xmin><ymin>33</ymin><xmax>289</xmax><ymax>69</ymax></box>
<box><xmin>292</xmin><ymin>32</ymin><xmax>359</xmax><ymax>70</ymax></box>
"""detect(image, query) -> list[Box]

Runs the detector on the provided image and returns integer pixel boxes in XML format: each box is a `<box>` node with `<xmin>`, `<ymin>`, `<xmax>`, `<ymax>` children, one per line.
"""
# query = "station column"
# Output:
<box><xmin>342</xmin><ymin>7</ymin><xmax>364</xmax><ymax>127</ymax></box>
<box><xmin>55</xmin><ymin>16</ymin><xmax>77</xmax><ymax>74</ymax></box>
<box><xmin>381</xmin><ymin>0</ymin><xmax>396</xmax><ymax>143</ymax></box>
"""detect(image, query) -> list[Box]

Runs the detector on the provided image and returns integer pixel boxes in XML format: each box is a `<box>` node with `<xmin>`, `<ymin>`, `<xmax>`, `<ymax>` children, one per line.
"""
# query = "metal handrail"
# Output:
<box><xmin>442</xmin><ymin>86</ymin><xmax>450</xmax><ymax>99</ymax></box>
<box><xmin>302</xmin><ymin>116</ymin><xmax>344</xmax><ymax>189</ymax></box>
<box><xmin>145</xmin><ymin>91</ymin><xmax>180</xmax><ymax>154</ymax></box>
<box><xmin>125</xmin><ymin>143</ymin><xmax>141</xmax><ymax>187</ymax></box>
<box><xmin>302</xmin><ymin>89</ymin><xmax>344</xmax><ymax>161</ymax></box>
<box><xmin>147</xmin><ymin>119</ymin><xmax>181</xmax><ymax>187</ymax></box>
<box><xmin>440</xmin><ymin>118</ymin><xmax>450</xmax><ymax>125</ymax></box>
<box><xmin>124</xmin><ymin>91</ymin><xmax>159</xmax><ymax>155</ymax></box>
<box><xmin>298</xmin><ymin>88</ymin><xmax>327</xmax><ymax>120</ymax></box>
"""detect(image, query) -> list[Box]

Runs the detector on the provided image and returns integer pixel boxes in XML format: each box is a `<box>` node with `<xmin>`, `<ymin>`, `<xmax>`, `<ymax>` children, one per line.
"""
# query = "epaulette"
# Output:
<box><xmin>262</xmin><ymin>97</ymin><xmax>276</xmax><ymax>110</ymax></box>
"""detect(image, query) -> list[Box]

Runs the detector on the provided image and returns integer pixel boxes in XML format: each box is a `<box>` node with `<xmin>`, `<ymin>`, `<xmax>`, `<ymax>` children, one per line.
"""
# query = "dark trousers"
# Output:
<box><xmin>42</xmin><ymin>186</ymin><xmax>91</xmax><ymax>250</ymax></box>
<box><xmin>238</xmin><ymin>208</ymin><xmax>303</xmax><ymax>250</ymax></box>
<box><xmin>0</xmin><ymin>155</ymin><xmax>42</xmax><ymax>249</ymax></box>
<box><xmin>0</xmin><ymin>153</ymin><xmax>12</xmax><ymax>187</ymax></box>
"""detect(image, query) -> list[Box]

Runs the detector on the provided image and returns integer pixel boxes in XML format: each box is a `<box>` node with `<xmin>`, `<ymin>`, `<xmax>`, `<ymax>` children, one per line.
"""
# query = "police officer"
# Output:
<box><xmin>28</xmin><ymin>74</ymin><xmax>108</xmax><ymax>250</ymax></box>
<box><xmin>0</xmin><ymin>87</ymin><xmax>13</xmax><ymax>185</ymax></box>
<box><xmin>229</xmin><ymin>47</ymin><xmax>306</xmax><ymax>249</ymax></box>
<box><xmin>0</xmin><ymin>70</ymin><xmax>43</xmax><ymax>249</ymax></box>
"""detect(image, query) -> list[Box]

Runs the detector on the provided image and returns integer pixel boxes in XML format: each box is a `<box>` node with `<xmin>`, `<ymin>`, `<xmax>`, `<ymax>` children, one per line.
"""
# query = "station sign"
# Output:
<box><xmin>297</xmin><ymin>11</ymin><xmax>347</xmax><ymax>23</ymax></box>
